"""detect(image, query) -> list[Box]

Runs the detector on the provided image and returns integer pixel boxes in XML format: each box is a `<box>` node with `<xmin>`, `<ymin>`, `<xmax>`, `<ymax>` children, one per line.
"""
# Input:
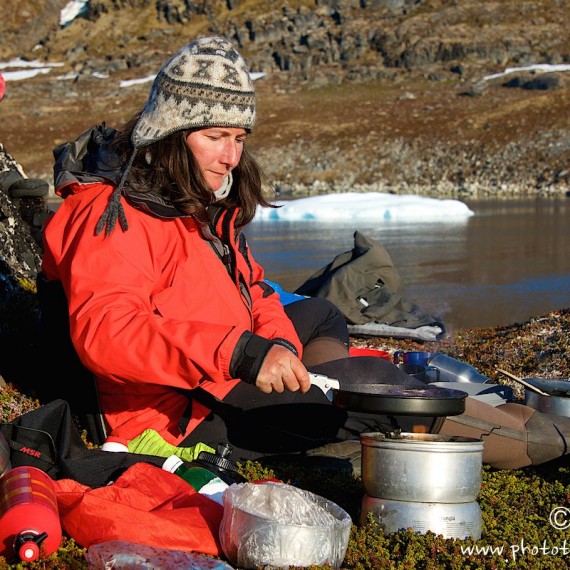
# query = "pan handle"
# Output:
<box><xmin>309</xmin><ymin>373</ymin><xmax>340</xmax><ymax>401</ymax></box>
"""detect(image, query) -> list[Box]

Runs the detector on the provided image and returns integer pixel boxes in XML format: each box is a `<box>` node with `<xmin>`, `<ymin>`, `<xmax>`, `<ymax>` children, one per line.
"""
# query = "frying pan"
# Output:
<box><xmin>310</xmin><ymin>373</ymin><xmax>467</xmax><ymax>416</ymax></box>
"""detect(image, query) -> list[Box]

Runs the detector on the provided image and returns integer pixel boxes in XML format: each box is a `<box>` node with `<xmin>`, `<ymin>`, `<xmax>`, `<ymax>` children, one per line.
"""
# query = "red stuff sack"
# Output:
<box><xmin>53</xmin><ymin>462</ymin><xmax>223</xmax><ymax>556</ymax></box>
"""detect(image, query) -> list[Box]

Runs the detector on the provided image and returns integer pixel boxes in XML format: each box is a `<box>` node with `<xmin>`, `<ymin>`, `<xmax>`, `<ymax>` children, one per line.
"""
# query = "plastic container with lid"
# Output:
<box><xmin>220</xmin><ymin>482</ymin><xmax>352</xmax><ymax>569</ymax></box>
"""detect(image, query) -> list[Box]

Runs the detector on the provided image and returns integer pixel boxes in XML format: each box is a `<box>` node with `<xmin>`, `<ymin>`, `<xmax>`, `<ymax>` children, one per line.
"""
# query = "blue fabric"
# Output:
<box><xmin>265</xmin><ymin>279</ymin><xmax>307</xmax><ymax>306</ymax></box>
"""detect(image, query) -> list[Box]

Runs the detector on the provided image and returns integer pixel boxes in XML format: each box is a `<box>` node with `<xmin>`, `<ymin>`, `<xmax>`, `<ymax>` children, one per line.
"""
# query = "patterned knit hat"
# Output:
<box><xmin>96</xmin><ymin>36</ymin><xmax>256</xmax><ymax>236</ymax></box>
<box><xmin>132</xmin><ymin>36</ymin><xmax>256</xmax><ymax>148</ymax></box>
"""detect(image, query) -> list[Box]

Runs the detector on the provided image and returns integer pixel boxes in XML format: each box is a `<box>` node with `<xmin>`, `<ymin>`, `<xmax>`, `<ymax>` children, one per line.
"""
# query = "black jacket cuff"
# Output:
<box><xmin>230</xmin><ymin>332</ymin><xmax>274</xmax><ymax>384</ymax></box>
<box><xmin>230</xmin><ymin>333</ymin><xmax>299</xmax><ymax>384</ymax></box>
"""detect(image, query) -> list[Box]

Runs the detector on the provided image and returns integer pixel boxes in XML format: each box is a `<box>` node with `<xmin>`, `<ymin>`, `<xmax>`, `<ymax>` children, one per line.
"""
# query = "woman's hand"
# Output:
<box><xmin>255</xmin><ymin>344</ymin><xmax>311</xmax><ymax>394</ymax></box>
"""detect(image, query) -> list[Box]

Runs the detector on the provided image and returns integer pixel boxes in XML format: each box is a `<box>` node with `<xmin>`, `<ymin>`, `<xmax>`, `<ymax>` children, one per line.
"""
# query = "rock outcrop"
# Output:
<box><xmin>0</xmin><ymin>146</ymin><xmax>45</xmax><ymax>389</ymax></box>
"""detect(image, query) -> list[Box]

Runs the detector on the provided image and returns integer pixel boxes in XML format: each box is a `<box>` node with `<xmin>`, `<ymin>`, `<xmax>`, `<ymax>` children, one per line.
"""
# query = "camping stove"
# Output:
<box><xmin>359</xmin><ymin>429</ymin><xmax>483</xmax><ymax>540</ymax></box>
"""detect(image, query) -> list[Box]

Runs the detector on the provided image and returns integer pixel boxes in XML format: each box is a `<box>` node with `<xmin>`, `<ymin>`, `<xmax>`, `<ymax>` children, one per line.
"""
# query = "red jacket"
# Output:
<box><xmin>42</xmin><ymin>178</ymin><xmax>302</xmax><ymax>445</ymax></box>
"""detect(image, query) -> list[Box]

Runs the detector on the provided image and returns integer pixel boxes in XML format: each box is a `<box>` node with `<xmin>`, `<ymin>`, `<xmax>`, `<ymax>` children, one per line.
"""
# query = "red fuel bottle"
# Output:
<box><xmin>0</xmin><ymin>466</ymin><xmax>62</xmax><ymax>563</ymax></box>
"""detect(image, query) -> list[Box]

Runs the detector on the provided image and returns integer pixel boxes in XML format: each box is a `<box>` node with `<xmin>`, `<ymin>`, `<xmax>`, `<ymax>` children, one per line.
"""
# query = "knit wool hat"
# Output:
<box><xmin>96</xmin><ymin>36</ymin><xmax>256</xmax><ymax>236</ymax></box>
<box><xmin>132</xmin><ymin>35</ymin><xmax>256</xmax><ymax>148</ymax></box>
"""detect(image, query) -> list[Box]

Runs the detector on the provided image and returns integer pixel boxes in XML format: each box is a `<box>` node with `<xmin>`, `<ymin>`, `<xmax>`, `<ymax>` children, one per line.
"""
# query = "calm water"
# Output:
<box><xmin>246</xmin><ymin>197</ymin><xmax>570</xmax><ymax>332</ymax></box>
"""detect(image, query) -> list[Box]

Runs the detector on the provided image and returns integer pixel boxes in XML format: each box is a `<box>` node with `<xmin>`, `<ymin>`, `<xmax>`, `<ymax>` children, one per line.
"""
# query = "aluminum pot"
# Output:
<box><xmin>525</xmin><ymin>391</ymin><xmax>570</xmax><ymax>417</ymax></box>
<box><xmin>360</xmin><ymin>495</ymin><xmax>482</xmax><ymax>540</ymax></box>
<box><xmin>360</xmin><ymin>432</ymin><xmax>483</xmax><ymax>503</ymax></box>
<box><xmin>523</xmin><ymin>377</ymin><xmax>570</xmax><ymax>417</ymax></box>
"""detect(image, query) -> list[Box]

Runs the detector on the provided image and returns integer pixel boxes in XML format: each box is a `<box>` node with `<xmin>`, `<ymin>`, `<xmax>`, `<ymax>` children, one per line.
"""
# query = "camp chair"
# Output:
<box><xmin>36</xmin><ymin>272</ymin><xmax>108</xmax><ymax>446</ymax></box>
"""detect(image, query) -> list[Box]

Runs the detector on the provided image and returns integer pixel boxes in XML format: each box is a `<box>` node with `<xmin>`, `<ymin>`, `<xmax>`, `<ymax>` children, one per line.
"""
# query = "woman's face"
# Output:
<box><xmin>185</xmin><ymin>127</ymin><xmax>247</xmax><ymax>191</ymax></box>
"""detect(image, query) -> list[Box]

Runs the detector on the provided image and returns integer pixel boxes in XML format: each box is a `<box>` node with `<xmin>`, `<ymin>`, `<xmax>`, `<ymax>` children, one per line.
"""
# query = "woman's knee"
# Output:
<box><xmin>285</xmin><ymin>297</ymin><xmax>349</xmax><ymax>345</ymax></box>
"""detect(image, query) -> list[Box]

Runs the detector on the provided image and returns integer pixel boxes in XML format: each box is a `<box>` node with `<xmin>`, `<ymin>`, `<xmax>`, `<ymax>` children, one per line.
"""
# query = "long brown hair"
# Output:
<box><xmin>112</xmin><ymin>113</ymin><xmax>275</xmax><ymax>228</ymax></box>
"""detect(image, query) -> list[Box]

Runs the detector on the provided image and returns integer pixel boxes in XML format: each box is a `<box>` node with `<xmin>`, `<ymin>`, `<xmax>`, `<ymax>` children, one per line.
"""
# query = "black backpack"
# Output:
<box><xmin>0</xmin><ymin>398</ymin><xmax>164</xmax><ymax>487</ymax></box>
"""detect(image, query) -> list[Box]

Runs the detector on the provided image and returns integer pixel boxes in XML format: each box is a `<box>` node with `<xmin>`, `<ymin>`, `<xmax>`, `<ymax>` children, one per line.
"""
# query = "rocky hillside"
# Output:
<box><xmin>1</xmin><ymin>0</ymin><xmax>570</xmax><ymax>198</ymax></box>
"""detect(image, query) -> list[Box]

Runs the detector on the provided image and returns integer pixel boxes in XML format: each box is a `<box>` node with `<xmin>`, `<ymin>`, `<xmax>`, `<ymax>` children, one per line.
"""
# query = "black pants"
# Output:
<box><xmin>180</xmin><ymin>298</ymin><xmax>417</xmax><ymax>460</ymax></box>
<box><xmin>283</xmin><ymin>297</ymin><xmax>349</xmax><ymax>347</ymax></box>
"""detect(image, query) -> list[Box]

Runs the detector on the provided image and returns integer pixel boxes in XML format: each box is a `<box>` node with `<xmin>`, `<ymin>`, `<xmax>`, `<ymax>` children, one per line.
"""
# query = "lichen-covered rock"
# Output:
<box><xmin>0</xmin><ymin>144</ymin><xmax>42</xmax><ymax>277</ymax></box>
<box><xmin>0</xmin><ymin>145</ymin><xmax>43</xmax><ymax>388</ymax></box>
